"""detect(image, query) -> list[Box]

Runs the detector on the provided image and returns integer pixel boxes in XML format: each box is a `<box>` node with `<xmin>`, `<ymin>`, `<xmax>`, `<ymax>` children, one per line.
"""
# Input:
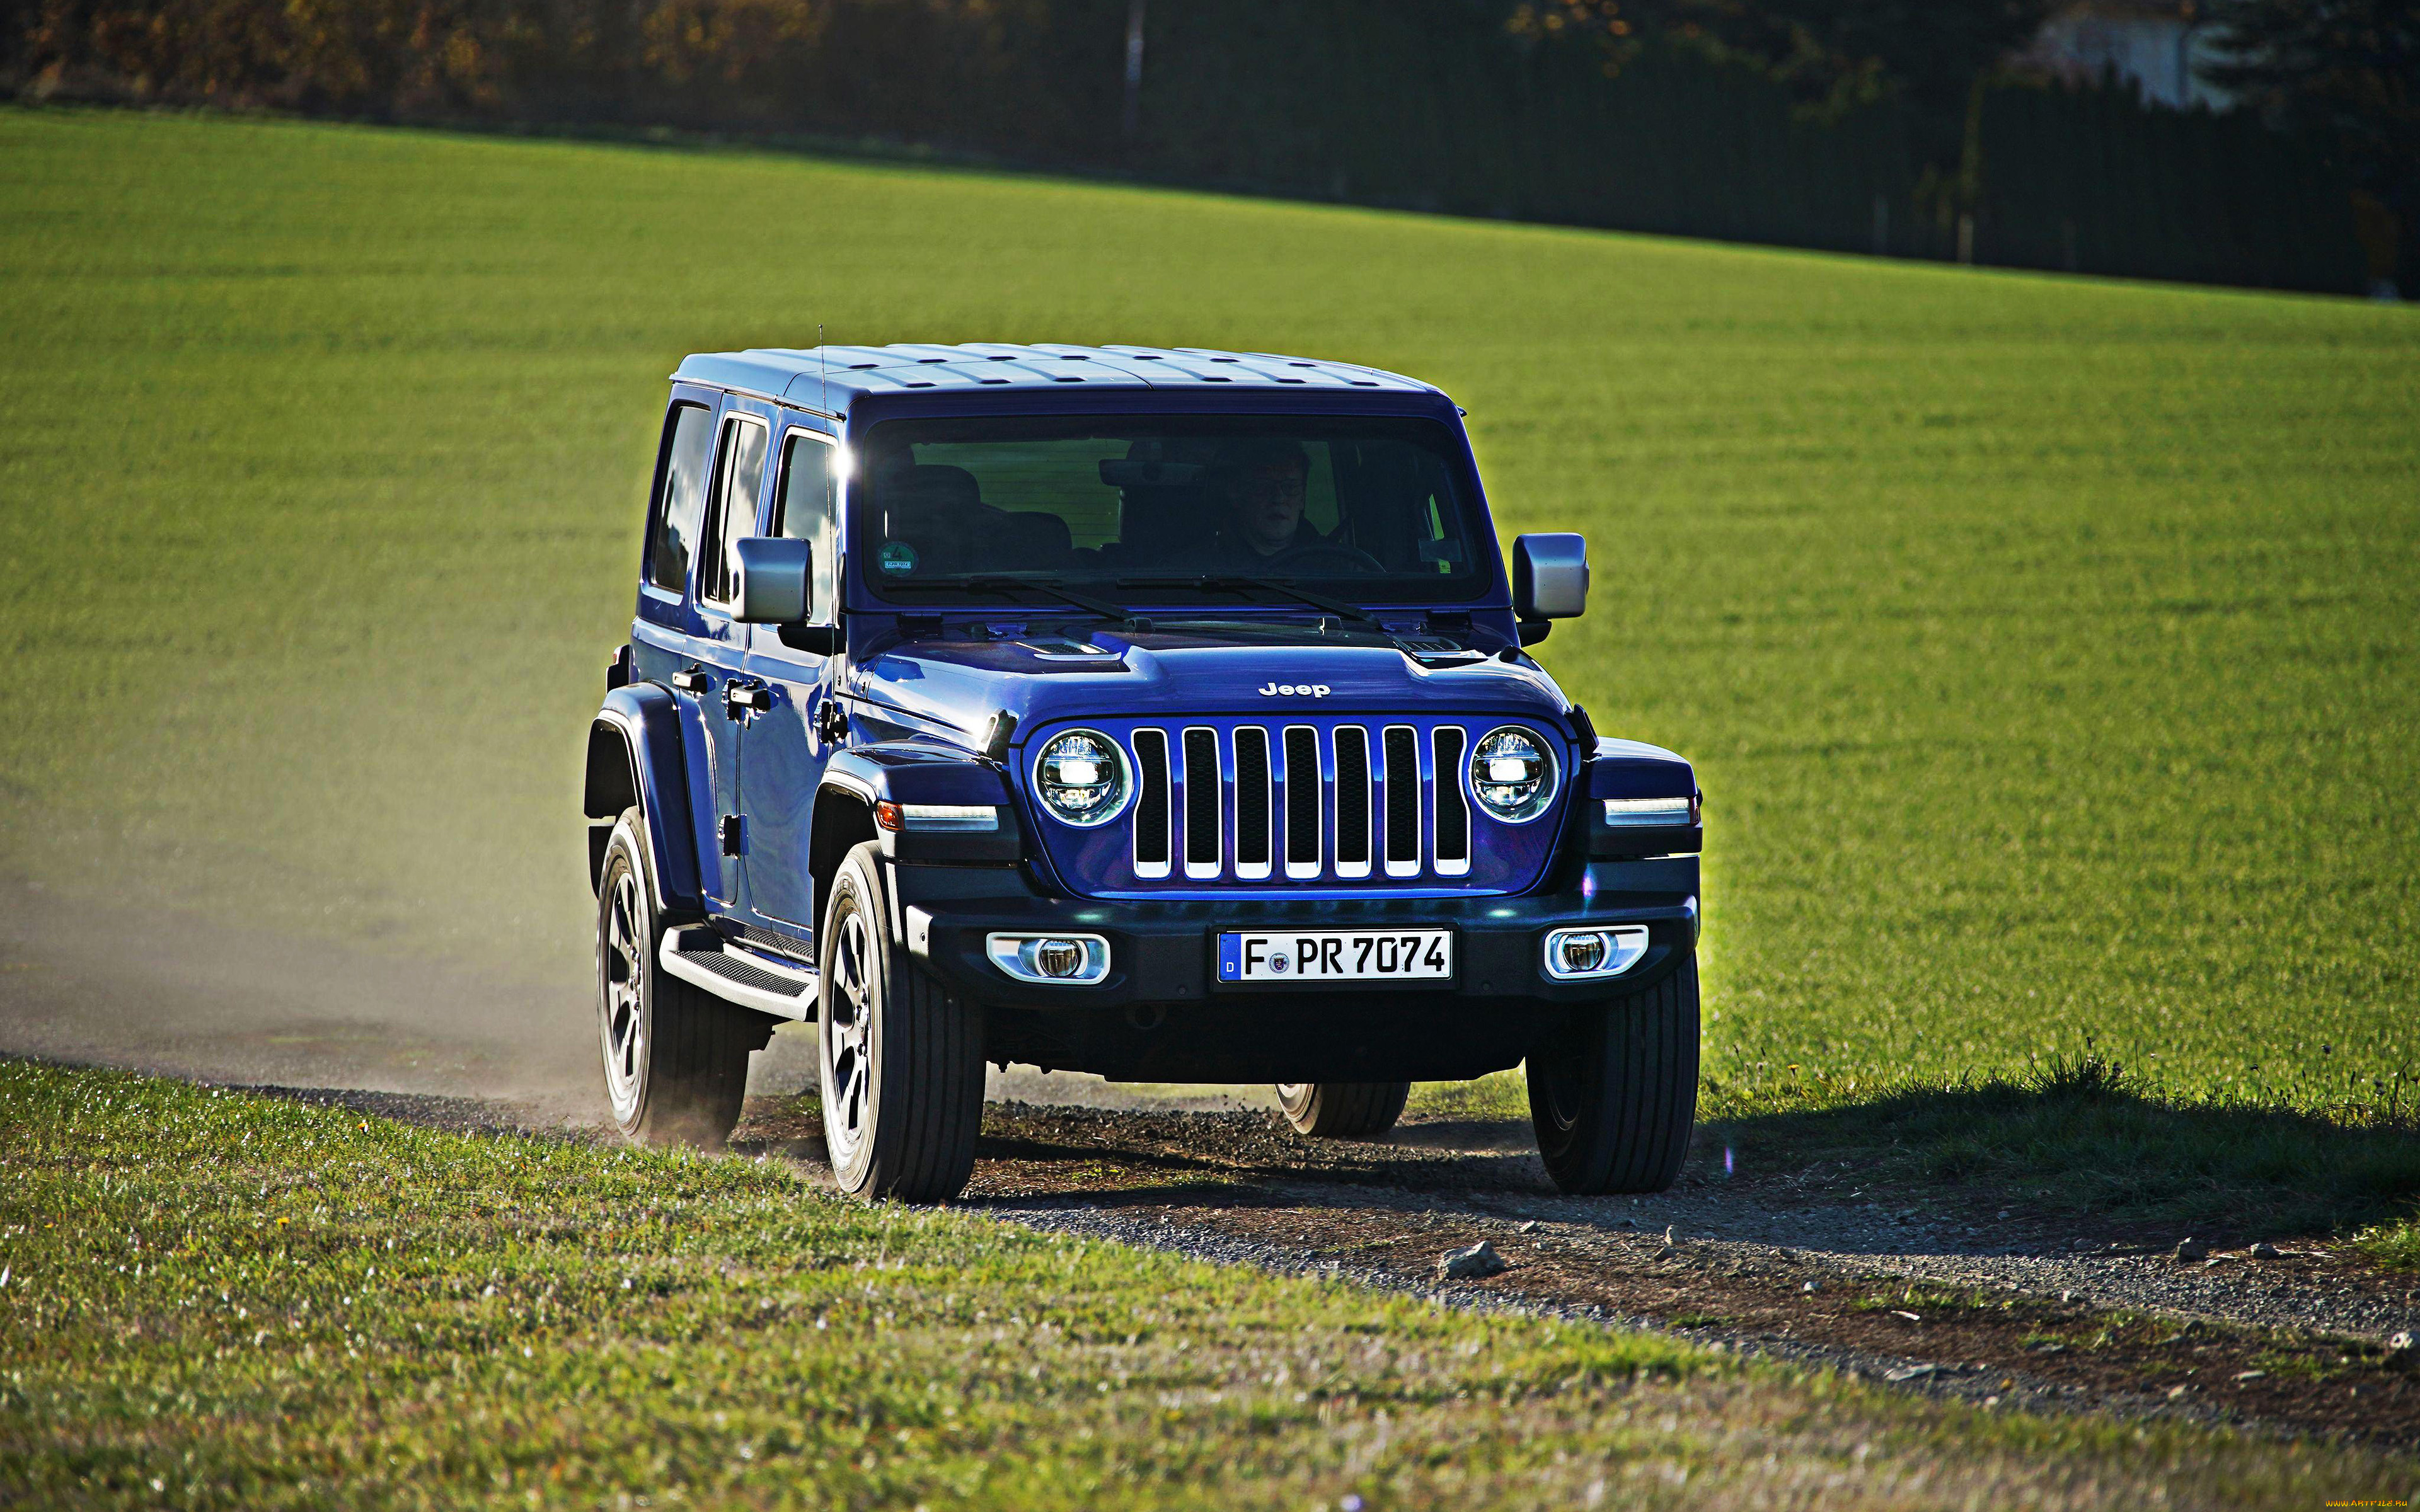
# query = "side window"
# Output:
<box><xmin>645</xmin><ymin>403</ymin><xmax>715</xmax><ymax>593</ymax></box>
<box><xmin>775</xmin><ymin>431</ymin><xmax>839</xmax><ymax>623</ymax></box>
<box><xmin>698</xmin><ymin>416</ymin><xmax>769</xmax><ymax>607</ymax></box>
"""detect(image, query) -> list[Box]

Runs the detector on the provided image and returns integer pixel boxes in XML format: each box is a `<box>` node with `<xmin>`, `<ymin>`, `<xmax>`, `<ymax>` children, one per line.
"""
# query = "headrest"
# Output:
<box><xmin>1100</xmin><ymin>438</ymin><xmax>1204</xmax><ymax>488</ymax></box>
<box><xmin>1003</xmin><ymin>511</ymin><xmax>1072</xmax><ymax>554</ymax></box>
<box><xmin>1220</xmin><ymin>437</ymin><xmax>1310</xmax><ymax>475</ymax></box>
<box><xmin>890</xmin><ymin>464</ymin><xmax>983</xmax><ymax>512</ymax></box>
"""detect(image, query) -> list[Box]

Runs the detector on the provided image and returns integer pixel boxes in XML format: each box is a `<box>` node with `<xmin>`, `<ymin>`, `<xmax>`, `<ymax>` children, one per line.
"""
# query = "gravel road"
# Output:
<box><xmin>8</xmin><ymin>886</ymin><xmax>2411</xmax><ymax>1446</ymax></box>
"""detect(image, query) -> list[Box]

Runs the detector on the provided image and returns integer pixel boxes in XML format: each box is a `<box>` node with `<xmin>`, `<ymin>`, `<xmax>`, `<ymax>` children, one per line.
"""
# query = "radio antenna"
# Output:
<box><xmin>819</xmin><ymin>323</ymin><xmax>827</xmax><ymax>413</ymax></box>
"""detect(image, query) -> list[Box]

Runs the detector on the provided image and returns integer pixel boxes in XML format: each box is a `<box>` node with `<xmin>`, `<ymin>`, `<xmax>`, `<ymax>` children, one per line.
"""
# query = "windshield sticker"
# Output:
<box><xmin>878</xmin><ymin>541</ymin><xmax>918</xmax><ymax>575</ymax></box>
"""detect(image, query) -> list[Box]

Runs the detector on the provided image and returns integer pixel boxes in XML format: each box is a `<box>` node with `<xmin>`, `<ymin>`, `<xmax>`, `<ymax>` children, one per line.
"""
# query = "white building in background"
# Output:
<box><xmin>2016</xmin><ymin>1</ymin><xmax>2235</xmax><ymax>111</ymax></box>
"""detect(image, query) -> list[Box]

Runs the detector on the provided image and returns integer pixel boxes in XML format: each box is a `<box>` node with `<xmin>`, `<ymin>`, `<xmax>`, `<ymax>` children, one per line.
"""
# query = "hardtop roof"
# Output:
<box><xmin>671</xmin><ymin>343</ymin><xmax>1446</xmax><ymax>415</ymax></box>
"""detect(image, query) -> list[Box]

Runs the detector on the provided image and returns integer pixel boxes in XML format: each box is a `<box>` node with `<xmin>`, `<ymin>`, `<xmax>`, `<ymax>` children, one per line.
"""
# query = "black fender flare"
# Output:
<box><xmin>797</xmin><ymin>743</ymin><xmax>1025</xmax><ymax>939</ymax></box>
<box><xmin>585</xmin><ymin>683</ymin><xmax>707</xmax><ymax>918</ymax></box>
<box><xmin>819</xmin><ymin>743</ymin><xmax>1026</xmax><ymax>865</ymax></box>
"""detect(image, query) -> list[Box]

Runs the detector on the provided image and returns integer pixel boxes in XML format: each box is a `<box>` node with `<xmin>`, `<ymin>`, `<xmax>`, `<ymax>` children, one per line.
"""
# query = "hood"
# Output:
<box><xmin>847</xmin><ymin>622</ymin><xmax>1574</xmax><ymax>748</ymax></box>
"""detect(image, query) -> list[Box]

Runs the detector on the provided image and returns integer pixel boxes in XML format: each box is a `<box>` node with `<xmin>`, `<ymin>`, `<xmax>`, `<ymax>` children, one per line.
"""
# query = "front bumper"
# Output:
<box><xmin>891</xmin><ymin>855</ymin><xmax>1700</xmax><ymax>1012</ymax></box>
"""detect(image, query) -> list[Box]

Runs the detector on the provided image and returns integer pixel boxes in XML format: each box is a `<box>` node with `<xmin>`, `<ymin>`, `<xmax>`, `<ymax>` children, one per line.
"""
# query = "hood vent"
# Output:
<box><xmin>1392</xmin><ymin>634</ymin><xmax>1487</xmax><ymax>668</ymax></box>
<box><xmin>1017</xmin><ymin>639</ymin><xmax>1121</xmax><ymax>662</ymax></box>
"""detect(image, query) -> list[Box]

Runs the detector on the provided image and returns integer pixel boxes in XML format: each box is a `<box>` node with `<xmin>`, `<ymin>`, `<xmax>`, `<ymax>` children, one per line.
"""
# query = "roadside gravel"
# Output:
<box><xmin>998</xmin><ymin>1197</ymin><xmax>2123</xmax><ymax>1421</ymax></box>
<box><xmin>952</xmin><ymin>1102</ymin><xmax>2419</xmax><ymax>1346</ymax></box>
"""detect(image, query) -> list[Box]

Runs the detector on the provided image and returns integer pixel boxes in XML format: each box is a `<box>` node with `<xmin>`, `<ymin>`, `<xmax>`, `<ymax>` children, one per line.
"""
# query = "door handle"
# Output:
<box><xmin>670</xmin><ymin>666</ymin><xmax>710</xmax><ymax>694</ymax></box>
<box><xmin>724</xmin><ymin>680</ymin><xmax>773</xmax><ymax>716</ymax></box>
<box><xmin>815</xmin><ymin>699</ymin><xmax>850</xmax><ymax>745</ymax></box>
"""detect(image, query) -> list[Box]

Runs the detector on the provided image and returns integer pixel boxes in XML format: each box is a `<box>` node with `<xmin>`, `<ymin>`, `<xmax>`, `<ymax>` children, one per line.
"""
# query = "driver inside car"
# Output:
<box><xmin>1209</xmin><ymin>440</ymin><xmax>1328</xmax><ymax>566</ymax></box>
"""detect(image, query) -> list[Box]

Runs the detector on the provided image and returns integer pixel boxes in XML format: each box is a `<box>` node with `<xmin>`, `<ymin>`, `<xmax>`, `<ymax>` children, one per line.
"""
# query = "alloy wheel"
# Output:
<box><xmin>599</xmin><ymin>865</ymin><xmax>647</xmax><ymax>1121</ymax></box>
<box><xmin>821</xmin><ymin>907</ymin><xmax>875</xmax><ymax>1167</ymax></box>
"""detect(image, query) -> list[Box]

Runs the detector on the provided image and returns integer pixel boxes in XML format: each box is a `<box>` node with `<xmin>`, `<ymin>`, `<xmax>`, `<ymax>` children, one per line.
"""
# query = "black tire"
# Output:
<box><xmin>1526</xmin><ymin>949</ymin><xmax>1700</xmax><ymax>1194</ymax></box>
<box><xmin>596</xmin><ymin>808</ymin><xmax>760</xmax><ymax>1149</ymax></box>
<box><xmin>1276</xmin><ymin>1080</ymin><xmax>1410</xmax><ymax>1139</ymax></box>
<box><xmin>817</xmin><ymin>841</ymin><xmax>984</xmax><ymax>1201</ymax></box>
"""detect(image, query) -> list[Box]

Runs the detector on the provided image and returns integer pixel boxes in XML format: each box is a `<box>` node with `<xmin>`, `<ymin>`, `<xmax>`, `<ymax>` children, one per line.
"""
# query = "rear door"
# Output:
<box><xmin>630</xmin><ymin>388</ymin><xmax>730</xmax><ymax>896</ymax></box>
<box><xmin>737</xmin><ymin>421</ymin><xmax>845</xmax><ymax>929</ymax></box>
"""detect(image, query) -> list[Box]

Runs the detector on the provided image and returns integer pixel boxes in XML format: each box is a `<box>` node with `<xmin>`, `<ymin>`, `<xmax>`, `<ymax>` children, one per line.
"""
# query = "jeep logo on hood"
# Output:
<box><xmin>1259</xmin><ymin>682</ymin><xmax>1332</xmax><ymax>697</ymax></box>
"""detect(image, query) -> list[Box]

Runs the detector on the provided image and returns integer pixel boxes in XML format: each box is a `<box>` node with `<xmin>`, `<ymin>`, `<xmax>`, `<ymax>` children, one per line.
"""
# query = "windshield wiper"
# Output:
<box><xmin>947</xmin><ymin>576</ymin><xmax>1146</xmax><ymax>629</ymax></box>
<box><xmin>1114</xmin><ymin>575</ymin><xmax>1388</xmax><ymax>633</ymax></box>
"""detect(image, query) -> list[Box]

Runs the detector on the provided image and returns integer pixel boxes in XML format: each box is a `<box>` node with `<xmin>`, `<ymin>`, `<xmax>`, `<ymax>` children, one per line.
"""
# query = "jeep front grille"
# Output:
<box><xmin>1126</xmin><ymin>720</ymin><xmax>1486</xmax><ymax>884</ymax></box>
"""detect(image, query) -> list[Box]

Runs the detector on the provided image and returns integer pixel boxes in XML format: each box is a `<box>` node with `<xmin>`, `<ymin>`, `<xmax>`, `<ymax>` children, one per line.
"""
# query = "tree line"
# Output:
<box><xmin>3</xmin><ymin>0</ymin><xmax>2398</xmax><ymax>294</ymax></box>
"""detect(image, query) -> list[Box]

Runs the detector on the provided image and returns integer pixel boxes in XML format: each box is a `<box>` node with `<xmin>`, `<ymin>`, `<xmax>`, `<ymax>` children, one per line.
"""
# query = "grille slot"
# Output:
<box><xmin>1233</xmin><ymin>726</ymin><xmax>1272</xmax><ymax>878</ymax></box>
<box><xmin>1132</xmin><ymin>728</ymin><xmax>1172</xmax><ymax>878</ymax></box>
<box><xmin>1334</xmin><ymin>726</ymin><xmax>1372</xmax><ymax>878</ymax></box>
<box><xmin>1182</xmin><ymin>727</ymin><xmax>1221</xmax><ymax>875</ymax></box>
<box><xmin>1432</xmin><ymin>725</ymin><xmax>1470</xmax><ymax>874</ymax></box>
<box><xmin>1283</xmin><ymin>725</ymin><xmax>1320</xmax><ymax>874</ymax></box>
<box><xmin>1383</xmin><ymin>725</ymin><xmax>1420</xmax><ymax>876</ymax></box>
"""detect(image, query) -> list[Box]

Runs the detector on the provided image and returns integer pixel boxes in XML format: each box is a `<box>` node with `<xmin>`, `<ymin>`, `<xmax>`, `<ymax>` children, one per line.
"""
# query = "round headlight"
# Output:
<box><xmin>1033</xmin><ymin>730</ymin><xmax>1132</xmax><ymax>827</ymax></box>
<box><xmin>1469</xmin><ymin>726</ymin><xmax>1557</xmax><ymax>823</ymax></box>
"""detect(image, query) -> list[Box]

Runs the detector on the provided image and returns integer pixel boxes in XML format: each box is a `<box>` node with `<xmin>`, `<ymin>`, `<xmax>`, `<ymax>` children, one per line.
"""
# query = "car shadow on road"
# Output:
<box><xmin>737</xmin><ymin>1063</ymin><xmax>2420</xmax><ymax>1255</ymax></box>
<box><xmin>1700</xmin><ymin>1057</ymin><xmax>2420</xmax><ymax>1244</ymax></box>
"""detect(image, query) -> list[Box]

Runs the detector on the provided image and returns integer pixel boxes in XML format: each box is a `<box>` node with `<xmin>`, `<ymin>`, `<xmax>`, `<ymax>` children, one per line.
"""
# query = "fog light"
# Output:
<box><xmin>1542</xmin><ymin>925</ymin><xmax>1651</xmax><ymax>981</ymax></box>
<box><xmin>986</xmin><ymin>932</ymin><xmax>1111</xmax><ymax>986</ymax></box>
<box><xmin>1559</xmin><ymin>932</ymin><xmax>1607</xmax><ymax>975</ymax></box>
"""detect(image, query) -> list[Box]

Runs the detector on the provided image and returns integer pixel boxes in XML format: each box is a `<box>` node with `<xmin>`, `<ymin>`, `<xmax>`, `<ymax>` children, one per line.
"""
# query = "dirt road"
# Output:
<box><xmin>8</xmin><ymin>884</ymin><xmax>2412</xmax><ymax>1448</ymax></box>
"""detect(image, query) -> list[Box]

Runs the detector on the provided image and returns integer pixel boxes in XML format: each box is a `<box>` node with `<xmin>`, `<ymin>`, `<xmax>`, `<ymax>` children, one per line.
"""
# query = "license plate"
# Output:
<box><xmin>1217</xmin><ymin>929</ymin><xmax>1454</xmax><ymax>983</ymax></box>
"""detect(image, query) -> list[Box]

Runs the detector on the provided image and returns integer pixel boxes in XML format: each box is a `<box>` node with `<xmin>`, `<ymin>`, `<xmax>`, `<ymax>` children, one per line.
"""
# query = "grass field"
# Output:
<box><xmin>7</xmin><ymin>1060</ymin><xmax>2412</xmax><ymax>1508</ymax></box>
<box><xmin>2</xmin><ymin>108</ymin><xmax>2417</xmax><ymax>1146</ymax></box>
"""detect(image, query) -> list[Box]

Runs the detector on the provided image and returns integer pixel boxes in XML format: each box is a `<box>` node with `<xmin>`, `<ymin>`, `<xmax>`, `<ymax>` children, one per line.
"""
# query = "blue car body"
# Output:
<box><xmin>585</xmin><ymin>343</ymin><xmax>1700</xmax><ymax>1084</ymax></box>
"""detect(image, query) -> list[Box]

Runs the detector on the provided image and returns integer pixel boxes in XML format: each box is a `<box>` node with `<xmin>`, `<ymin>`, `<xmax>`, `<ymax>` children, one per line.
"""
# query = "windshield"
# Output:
<box><xmin>852</xmin><ymin>416</ymin><xmax>1490</xmax><ymax>607</ymax></box>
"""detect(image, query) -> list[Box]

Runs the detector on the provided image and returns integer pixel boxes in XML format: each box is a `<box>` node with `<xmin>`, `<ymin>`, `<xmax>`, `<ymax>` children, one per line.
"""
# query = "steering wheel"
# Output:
<box><xmin>1270</xmin><ymin>541</ymin><xmax>1387</xmax><ymax>574</ymax></box>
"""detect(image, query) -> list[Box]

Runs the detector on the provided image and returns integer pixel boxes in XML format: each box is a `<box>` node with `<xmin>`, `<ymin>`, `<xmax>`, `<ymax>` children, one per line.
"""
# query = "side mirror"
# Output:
<box><xmin>732</xmin><ymin>537</ymin><xmax>812</xmax><ymax>624</ymax></box>
<box><xmin>1512</xmin><ymin>532</ymin><xmax>1589</xmax><ymax>621</ymax></box>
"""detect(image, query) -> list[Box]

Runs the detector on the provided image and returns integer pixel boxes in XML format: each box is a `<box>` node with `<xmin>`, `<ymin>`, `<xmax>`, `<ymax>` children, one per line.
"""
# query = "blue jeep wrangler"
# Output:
<box><xmin>585</xmin><ymin>344</ymin><xmax>1703</xmax><ymax>1201</ymax></box>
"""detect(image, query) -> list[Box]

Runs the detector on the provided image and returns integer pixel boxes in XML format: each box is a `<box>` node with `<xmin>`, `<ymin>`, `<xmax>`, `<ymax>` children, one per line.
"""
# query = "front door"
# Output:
<box><xmin>688</xmin><ymin>403</ymin><xmax>774</xmax><ymax>908</ymax></box>
<box><xmin>738</xmin><ymin>423</ymin><xmax>845</xmax><ymax>929</ymax></box>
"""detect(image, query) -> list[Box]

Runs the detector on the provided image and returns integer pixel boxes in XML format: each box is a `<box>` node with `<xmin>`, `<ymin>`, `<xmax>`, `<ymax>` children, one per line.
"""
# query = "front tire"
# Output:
<box><xmin>1276</xmin><ymin>1081</ymin><xmax>1410</xmax><ymax>1139</ymax></box>
<box><xmin>817</xmin><ymin>842</ymin><xmax>984</xmax><ymax>1201</ymax></box>
<box><xmin>596</xmin><ymin>809</ymin><xmax>760</xmax><ymax>1148</ymax></box>
<box><xmin>1526</xmin><ymin>950</ymin><xmax>1700</xmax><ymax>1194</ymax></box>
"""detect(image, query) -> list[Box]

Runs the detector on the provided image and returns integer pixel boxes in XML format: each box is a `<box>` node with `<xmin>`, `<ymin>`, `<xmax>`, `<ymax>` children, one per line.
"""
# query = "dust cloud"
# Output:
<box><xmin>0</xmin><ymin>874</ymin><xmax>1269</xmax><ymax>1124</ymax></box>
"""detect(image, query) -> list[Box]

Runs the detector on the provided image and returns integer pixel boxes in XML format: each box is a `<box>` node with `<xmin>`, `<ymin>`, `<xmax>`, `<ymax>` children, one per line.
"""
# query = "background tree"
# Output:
<box><xmin>1507</xmin><ymin>0</ymin><xmax>2055</xmax><ymax>128</ymax></box>
<box><xmin>1504</xmin><ymin>0</ymin><xmax>2054</xmax><ymax>243</ymax></box>
<box><xmin>2199</xmin><ymin>0</ymin><xmax>2420</xmax><ymax>287</ymax></box>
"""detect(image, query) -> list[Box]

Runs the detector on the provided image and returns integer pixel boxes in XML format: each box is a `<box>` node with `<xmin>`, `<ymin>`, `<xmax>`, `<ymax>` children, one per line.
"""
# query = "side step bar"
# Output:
<box><xmin>659</xmin><ymin>929</ymin><xmax>817</xmax><ymax>1021</ymax></box>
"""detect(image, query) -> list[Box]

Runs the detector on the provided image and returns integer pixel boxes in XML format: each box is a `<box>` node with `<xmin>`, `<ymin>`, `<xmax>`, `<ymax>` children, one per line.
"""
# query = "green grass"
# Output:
<box><xmin>2353</xmin><ymin>1221</ymin><xmax>2420</xmax><ymax>1271</ymax></box>
<box><xmin>5</xmin><ymin>1060</ymin><xmax>2410</xmax><ymax>1508</ymax></box>
<box><xmin>1</xmin><ymin>106</ymin><xmax>2417</xmax><ymax>1209</ymax></box>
